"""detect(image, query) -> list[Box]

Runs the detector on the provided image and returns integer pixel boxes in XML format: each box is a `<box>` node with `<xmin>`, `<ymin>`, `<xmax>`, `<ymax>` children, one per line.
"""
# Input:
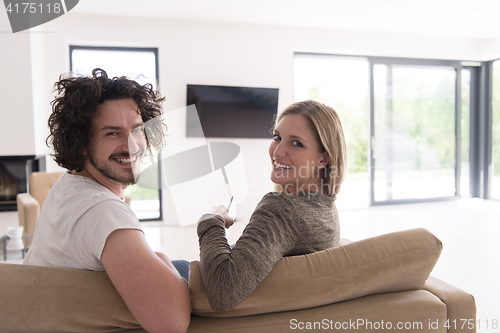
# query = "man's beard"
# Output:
<box><xmin>89</xmin><ymin>152</ymin><xmax>142</xmax><ymax>186</ymax></box>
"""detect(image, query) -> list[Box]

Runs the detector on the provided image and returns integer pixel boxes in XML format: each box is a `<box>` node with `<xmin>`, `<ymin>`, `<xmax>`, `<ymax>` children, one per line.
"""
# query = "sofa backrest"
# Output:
<box><xmin>0</xmin><ymin>263</ymin><xmax>141</xmax><ymax>332</ymax></box>
<box><xmin>189</xmin><ymin>228</ymin><xmax>443</xmax><ymax>317</ymax></box>
<box><xmin>0</xmin><ymin>228</ymin><xmax>442</xmax><ymax>332</ymax></box>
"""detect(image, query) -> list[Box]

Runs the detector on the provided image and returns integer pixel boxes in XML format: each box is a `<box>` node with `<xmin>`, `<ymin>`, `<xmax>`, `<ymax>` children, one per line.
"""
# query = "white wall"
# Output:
<box><xmin>2</xmin><ymin>11</ymin><xmax>500</xmax><ymax>222</ymax></box>
<box><xmin>0</xmin><ymin>9</ymin><xmax>35</xmax><ymax>156</ymax></box>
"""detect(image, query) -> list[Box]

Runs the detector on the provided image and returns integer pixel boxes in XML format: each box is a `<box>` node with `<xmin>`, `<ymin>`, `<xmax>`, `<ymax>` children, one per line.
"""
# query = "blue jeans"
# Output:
<box><xmin>172</xmin><ymin>260</ymin><xmax>190</xmax><ymax>282</ymax></box>
<box><xmin>173</xmin><ymin>244</ymin><xmax>234</xmax><ymax>282</ymax></box>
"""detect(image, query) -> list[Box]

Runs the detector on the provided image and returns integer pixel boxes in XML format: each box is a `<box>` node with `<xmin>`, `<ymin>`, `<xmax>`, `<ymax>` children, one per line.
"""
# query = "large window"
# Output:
<box><xmin>70</xmin><ymin>46</ymin><xmax>162</xmax><ymax>220</ymax></box>
<box><xmin>294</xmin><ymin>55</ymin><xmax>369</xmax><ymax>209</ymax></box>
<box><xmin>294</xmin><ymin>54</ymin><xmax>473</xmax><ymax>207</ymax></box>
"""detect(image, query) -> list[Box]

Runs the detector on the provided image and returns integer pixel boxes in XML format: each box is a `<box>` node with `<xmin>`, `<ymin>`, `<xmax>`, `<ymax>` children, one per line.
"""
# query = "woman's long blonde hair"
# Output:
<box><xmin>273</xmin><ymin>100</ymin><xmax>347</xmax><ymax>197</ymax></box>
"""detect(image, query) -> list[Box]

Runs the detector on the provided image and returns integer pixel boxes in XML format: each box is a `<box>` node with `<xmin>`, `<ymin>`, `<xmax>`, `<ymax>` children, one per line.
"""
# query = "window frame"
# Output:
<box><xmin>69</xmin><ymin>45</ymin><xmax>163</xmax><ymax>221</ymax></box>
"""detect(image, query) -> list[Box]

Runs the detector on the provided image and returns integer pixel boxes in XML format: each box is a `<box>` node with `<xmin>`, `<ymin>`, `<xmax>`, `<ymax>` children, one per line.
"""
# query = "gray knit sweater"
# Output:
<box><xmin>197</xmin><ymin>191</ymin><xmax>339</xmax><ymax>312</ymax></box>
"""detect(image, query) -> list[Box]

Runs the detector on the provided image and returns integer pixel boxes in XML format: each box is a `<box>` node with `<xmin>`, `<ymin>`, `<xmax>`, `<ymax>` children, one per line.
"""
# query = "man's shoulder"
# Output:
<box><xmin>57</xmin><ymin>173</ymin><xmax>119</xmax><ymax>199</ymax></box>
<box><xmin>48</xmin><ymin>173</ymin><xmax>129</xmax><ymax>213</ymax></box>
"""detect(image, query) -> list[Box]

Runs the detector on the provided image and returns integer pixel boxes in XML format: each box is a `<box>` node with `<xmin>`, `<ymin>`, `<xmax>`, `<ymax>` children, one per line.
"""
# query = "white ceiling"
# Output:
<box><xmin>72</xmin><ymin>0</ymin><xmax>500</xmax><ymax>39</ymax></box>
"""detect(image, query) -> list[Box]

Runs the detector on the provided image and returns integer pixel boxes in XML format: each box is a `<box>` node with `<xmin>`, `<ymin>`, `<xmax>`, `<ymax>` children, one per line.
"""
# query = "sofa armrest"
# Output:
<box><xmin>424</xmin><ymin>276</ymin><xmax>476</xmax><ymax>332</ymax></box>
<box><xmin>16</xmin><ymin>193</ymin><xmax>40</xmax><ymax>235</ymax></box>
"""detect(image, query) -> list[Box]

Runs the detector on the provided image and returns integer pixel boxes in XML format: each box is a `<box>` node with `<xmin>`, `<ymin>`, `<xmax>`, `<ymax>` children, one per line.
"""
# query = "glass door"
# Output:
<box><xmin>370</xmin><ymin>60</ymin><xmax>462</xmax><ymax>204</ymax></box>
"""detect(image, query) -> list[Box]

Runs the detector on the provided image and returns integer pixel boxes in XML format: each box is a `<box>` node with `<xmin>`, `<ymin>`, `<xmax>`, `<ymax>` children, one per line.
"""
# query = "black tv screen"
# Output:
<box><xmin>186</xmin><ymin>84</ymin><xmax>279</xmax><ymax>138</ymax></box>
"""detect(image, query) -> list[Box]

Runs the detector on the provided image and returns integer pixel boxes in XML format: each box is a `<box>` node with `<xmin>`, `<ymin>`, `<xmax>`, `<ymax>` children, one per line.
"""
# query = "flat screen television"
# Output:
<box><xmin>186</xmin><ymin>84</ymin><xmax>279</xmax><ymax>138</ymax></box>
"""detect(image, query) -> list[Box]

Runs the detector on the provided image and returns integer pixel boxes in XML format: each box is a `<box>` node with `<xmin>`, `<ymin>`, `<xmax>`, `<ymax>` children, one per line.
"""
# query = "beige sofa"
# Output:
<box><xmin>0</xmin><ymin>228</ymin><xmax>476</xmax><ymax>333</ymax></box>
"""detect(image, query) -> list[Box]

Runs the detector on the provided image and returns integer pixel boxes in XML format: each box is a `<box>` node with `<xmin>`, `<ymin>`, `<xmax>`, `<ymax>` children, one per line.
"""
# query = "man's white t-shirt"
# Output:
<box><xmin>23</xmin><ymin>172</ymin><xmax>142</xmax><ymax>271</ymax></box>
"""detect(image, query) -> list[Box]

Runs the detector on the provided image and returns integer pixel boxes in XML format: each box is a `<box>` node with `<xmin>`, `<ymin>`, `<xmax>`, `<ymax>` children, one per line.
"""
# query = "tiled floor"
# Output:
<box><xmin>2</xmin><ymin>198</ymin><xmax>499</xmax><ymax>332</ymax></box>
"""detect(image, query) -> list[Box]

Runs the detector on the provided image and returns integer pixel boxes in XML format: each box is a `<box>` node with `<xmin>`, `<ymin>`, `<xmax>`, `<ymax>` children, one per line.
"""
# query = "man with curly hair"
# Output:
<box><xmin>23</xmin><ymin>69</ymin><xmax>190</xmax><ymax>333</ymax></box>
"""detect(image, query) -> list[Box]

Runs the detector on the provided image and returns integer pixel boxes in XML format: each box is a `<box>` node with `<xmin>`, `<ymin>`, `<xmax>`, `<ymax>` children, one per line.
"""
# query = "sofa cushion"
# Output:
<box><xmin>189</xmin><ymin>228</ymin><xmax>442</xmax><ymax>317</ymax></box>
<box><xmin>188</xmin><ymin>290</ymin><xmax>447</xmax><ymax>333</ymax></box>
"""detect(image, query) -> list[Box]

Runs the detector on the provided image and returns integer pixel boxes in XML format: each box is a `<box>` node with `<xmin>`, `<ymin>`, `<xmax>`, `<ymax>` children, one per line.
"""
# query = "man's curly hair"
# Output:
<box><xmin>47</xmin><ymin>68</ymin><xmax>166</xmax><ymax>171</ymax></box>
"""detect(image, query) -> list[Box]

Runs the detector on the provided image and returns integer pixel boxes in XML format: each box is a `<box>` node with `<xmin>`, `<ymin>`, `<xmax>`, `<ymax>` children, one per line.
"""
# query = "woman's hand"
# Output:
<box><xmin>210</xmin><ymin>205</ymin><xmax>234</xmax><ymax>229</ymax></box>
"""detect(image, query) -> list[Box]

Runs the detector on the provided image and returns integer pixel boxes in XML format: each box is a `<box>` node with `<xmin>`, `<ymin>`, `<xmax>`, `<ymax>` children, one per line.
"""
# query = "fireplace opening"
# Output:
<box><xmin>0</xmin><ymin>156</ymin><xmax>45</xmax><ymax>211</ymax></box>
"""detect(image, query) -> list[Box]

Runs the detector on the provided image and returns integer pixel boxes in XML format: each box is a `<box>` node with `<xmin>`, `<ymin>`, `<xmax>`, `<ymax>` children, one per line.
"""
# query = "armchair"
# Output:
<box><xmin>16</xmin><ymin>172</ymin><xmax>64</xmax><ymax>247</ymax></box>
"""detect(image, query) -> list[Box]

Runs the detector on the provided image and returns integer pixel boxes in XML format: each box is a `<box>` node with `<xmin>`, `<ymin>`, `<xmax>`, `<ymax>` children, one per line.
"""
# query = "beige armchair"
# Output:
<box><xmin>16</xmin><ymin>172</ymin><xmax>64</xmax><ymax>247</ymax></box>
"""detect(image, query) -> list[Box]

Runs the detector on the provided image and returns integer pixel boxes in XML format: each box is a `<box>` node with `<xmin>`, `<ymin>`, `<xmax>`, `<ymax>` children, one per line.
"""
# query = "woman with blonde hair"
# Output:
<box><xmin>196</xmin><ymin>100</ymin><xmax>347</xmax><ymax>312</ymax></box>
<box><xmin>271</xmin><ymin>100</ymin><xmax>346</xmax><ymax>196</ymax></box>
